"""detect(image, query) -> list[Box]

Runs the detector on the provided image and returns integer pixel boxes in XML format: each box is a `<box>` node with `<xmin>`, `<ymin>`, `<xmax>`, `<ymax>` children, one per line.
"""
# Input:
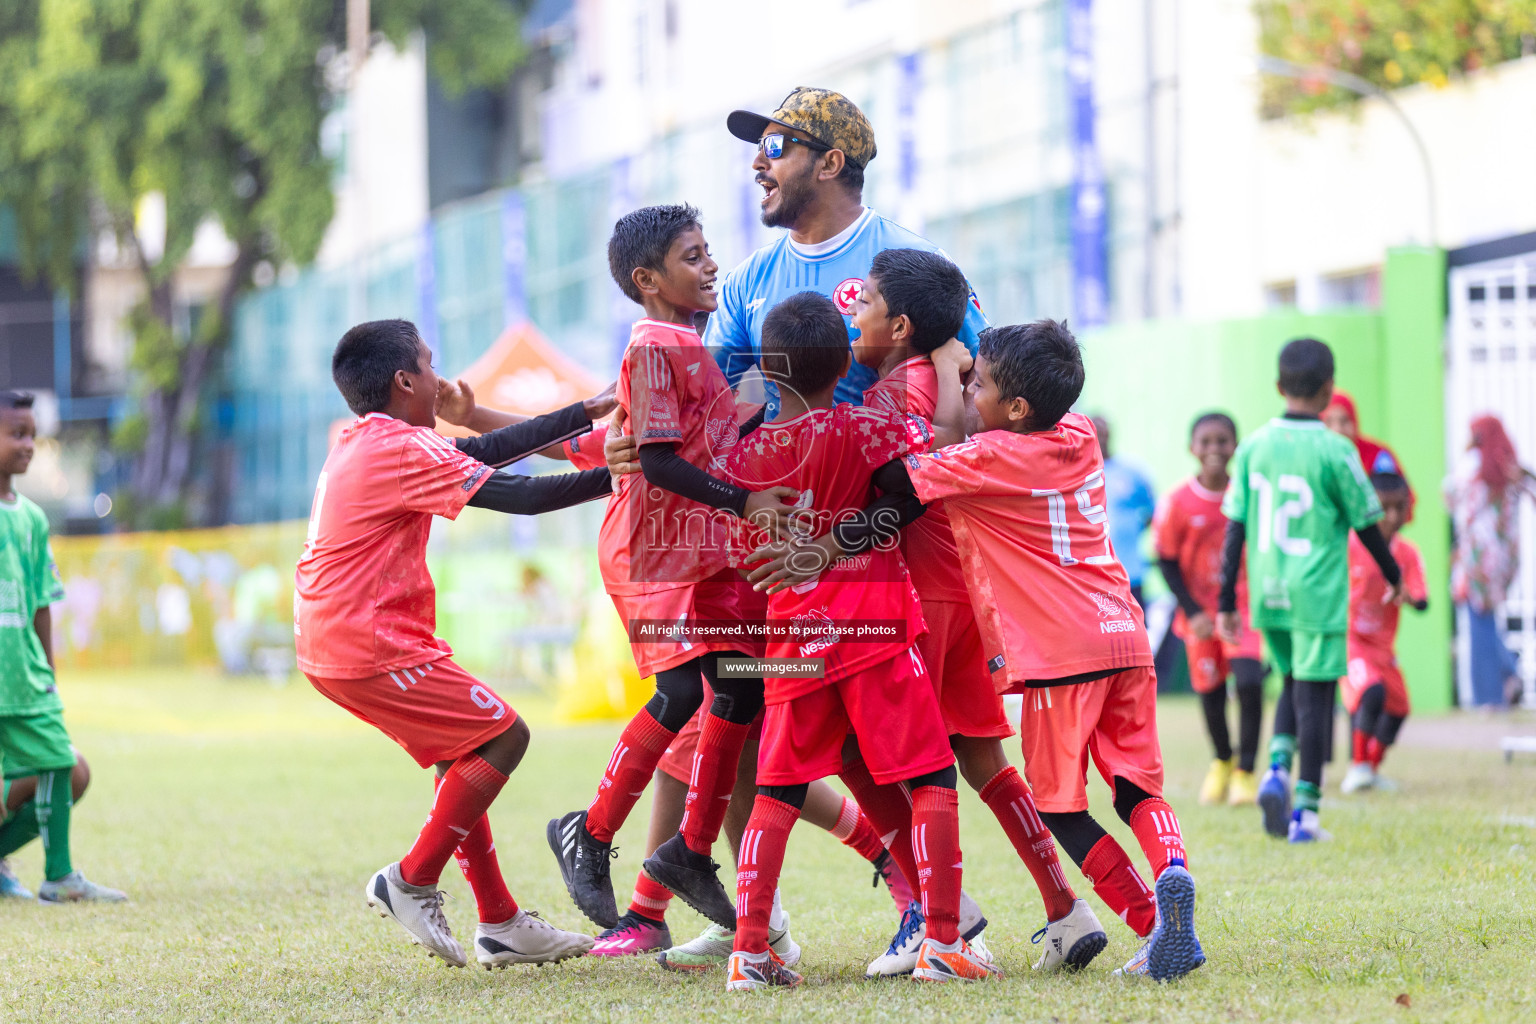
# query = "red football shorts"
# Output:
<box><xmin>1018</xmin><ymin>666</ymin><xmax>1164</xmax><ymax>814</ymax></box>
<box><xmin>611</xmin><ymin>569</ymin><xmax>764</xmax><ymax>678</ymax></box>
<box><xmin>1341</xmin><ymin>648</ymin><xmax>1410</xmax><ymax>717</ymax></box>
<box><xmin>757</xmin><ymin>647</ymin><xmax>954</xmax><ymax>787</ymax></box>
<box><xmin>307</xmin><ymin>657</ymin><xmax>517</xmax><ymax>768</ymax></box>
<box><xmin>918</xmin><ymin>599</ymin><xmax>1013</xmax><ymax>739</ymax></box>
<box><xmin>1183</xmin><ymin>629</ymin><xmax>1264</xmax><ymax>695</ymax></box>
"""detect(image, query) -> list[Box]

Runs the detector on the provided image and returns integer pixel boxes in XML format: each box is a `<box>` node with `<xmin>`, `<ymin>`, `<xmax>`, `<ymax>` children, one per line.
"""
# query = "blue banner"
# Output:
<box><xmin>1066</xmin><ymin>0</ymin><xmax>1108</xmax><ymax>327</ymax></box>
<box><xmin>501</xmin><ymin>190</ymin><xmax>528</xmax><ymax>326</ymax></box>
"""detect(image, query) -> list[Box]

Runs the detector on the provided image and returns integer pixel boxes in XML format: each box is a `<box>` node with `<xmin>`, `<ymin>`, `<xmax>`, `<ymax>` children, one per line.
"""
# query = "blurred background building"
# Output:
<box><xmin>10</xmin><ymin>0</ymin><xmax>1536</xmax><ymax>706</ymax></box>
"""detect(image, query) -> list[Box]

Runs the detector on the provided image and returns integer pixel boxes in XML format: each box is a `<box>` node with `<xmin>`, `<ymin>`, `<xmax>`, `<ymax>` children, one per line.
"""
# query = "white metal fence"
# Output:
<box><xmin>1446</xmin><ymin>244</ymin><xmax>1536</xmax><ymax>707</ymax></box>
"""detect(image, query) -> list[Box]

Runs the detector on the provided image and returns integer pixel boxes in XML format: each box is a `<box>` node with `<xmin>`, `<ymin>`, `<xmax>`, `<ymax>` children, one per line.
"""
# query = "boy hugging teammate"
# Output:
<box><xmin>1339</xmin><ymin>473</ymin><xmax>1427</xmax><ymax>794</ymax></box>
<box><xmin>547</xmin><ymin>206</ymin><xmax>799</xmax><ymax>935</ymax></box>
<box><xmin>1155</xmin><ymin>413</ymin><xmax>1269</xmax><ymax>807</ymax></box>
<box><xmin>296</xmin><ymin>319</ymin><xmax>614</xmax><ymax>968</ymax></box>
<box><xmin>850</xmin><ymin>250</ymin><xmax>1101</xmax><ymax>975</ymax></box>
<box><xmin>722</xmin><ymin>292</ymin><xmax>993</xmax><ymax>989</ymax></box>
<box><xmin>1217</xmin><ymin>338</ymin><xmax>1403</xmax><ymax>843</ymax></box>
<box><xmin>896</xmin><ymin>322</ymin><xmax>1206</xmax><ymax>981</ymax></box>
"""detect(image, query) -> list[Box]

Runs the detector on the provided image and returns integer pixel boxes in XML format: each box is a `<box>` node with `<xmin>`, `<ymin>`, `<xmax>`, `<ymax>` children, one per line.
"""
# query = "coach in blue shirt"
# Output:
<box><xmin>706</xmin><ymin>87</ymin><xmax>988</xmax><ymax>410</ymax></box>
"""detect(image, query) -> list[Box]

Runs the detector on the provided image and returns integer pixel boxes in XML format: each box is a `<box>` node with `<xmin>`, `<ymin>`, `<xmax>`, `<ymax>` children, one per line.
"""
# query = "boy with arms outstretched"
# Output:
<box><xmin>1339</xmin><ymin>472</ymin><xmax>1427</xmax><ymax>794</ymax></box>
<box><xmin>1217</xmin><ymin>337</ymin><xmax>1403</xmax><ymax>842</ymax></box>
<box><xmin>0</xmin><ymin>390</ymin><xmax>124</xmax><ymax>902</ymax></box>
<box><xmin>296</xmin><ymin>319</ymin><xmax>612</xmax><ymax>968</ymax></box>
<box><xmin>851</xmin><ymin>249</ymin><xmax>1103</xmax><ymax>975</ymax></box>
<box><xmin>725</xmin><ymin>292</ymin><xmax>994</xmax><ymax>989</ymax></box>
<box><xmin>546</xmin><ymin>205</ymin><xmax>799</xmax><ymax>936</ymax></box>
<box><xmin>1154</xmin><ymin>412</ymin><xmax>1268</xmax><ymax>806</ymax></box>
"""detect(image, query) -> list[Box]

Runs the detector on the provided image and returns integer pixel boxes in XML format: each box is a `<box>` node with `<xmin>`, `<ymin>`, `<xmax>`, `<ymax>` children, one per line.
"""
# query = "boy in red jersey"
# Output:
<box><xmin>296</xmin><ymin>319</ymin><xmax>613</xmax><ymax>969</ymax></box>
<box><xmin>1339</xmin><ymin>473</ymin><xmax>1428</xmax><ymax>794</ymax></box>
<box><xmin>546</xmin><ymin>205</ymin><xmax>799</xmax><ymax>936</ymax></box>
<box><xmin>1153</xmin><ymin>412</ymin><xmax>1269</xmax><ymax>807</ymax></box>
<box><xmin>851</xmin><ymin>248</ymin><xmax>1103</xmax><ymax>975</ymax></box>
<box><xmin>756</xmin><ymin>322</ymin><xmax>1204</xmax><ymax>979</ymax></box>
<box><xmin>721</xmin><ymin>291</ymin><xmax>995</xmax><ymax>989</ymax></box>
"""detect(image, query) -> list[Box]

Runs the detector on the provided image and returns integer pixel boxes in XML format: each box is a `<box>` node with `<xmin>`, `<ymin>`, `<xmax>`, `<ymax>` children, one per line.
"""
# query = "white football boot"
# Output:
<box><xmin>365</xmin><ymin>863</ymin><xmax>467</xmax><ymax>967</ymax></box>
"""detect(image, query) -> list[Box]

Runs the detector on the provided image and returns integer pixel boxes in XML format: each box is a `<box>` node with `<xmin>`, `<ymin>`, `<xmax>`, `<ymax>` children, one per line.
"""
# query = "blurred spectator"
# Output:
<box><xmin>1091</xmin><ymin>415</ymin><xmax>1156</xmax><ymax>608</ymax></box>
<box><xmin>1326</xmin><ymin>389</ymin><xmax>1414</xmax><ymax>520</ymax></box>
<box><xmin>1443</xmin><ymin>414</ymin><xmax>1536</xmax><ymax>707</ymax></box>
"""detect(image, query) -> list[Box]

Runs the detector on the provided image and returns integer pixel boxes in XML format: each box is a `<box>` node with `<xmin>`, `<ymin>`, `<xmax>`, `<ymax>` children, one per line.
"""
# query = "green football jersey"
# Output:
<box><xmin>1221</xmin><ymin>417</ymin><xmax>1382</xmax><ymax>632</ymax></box>
<box><xmin>0</xmin><ymin>493</ymin><xmax>66</xmax><ymax>715</ymax></box>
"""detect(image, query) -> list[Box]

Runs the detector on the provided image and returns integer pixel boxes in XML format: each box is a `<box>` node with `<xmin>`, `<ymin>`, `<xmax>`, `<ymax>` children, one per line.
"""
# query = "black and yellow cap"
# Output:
<box><xmin>727</xmin><ymin>87</ymin><xmax>877</xmax><ymax>170</ymax></box>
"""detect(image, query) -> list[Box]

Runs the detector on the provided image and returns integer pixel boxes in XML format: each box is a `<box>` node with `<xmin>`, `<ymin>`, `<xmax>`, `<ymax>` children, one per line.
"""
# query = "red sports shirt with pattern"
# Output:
<box><xmin>1347</xmin><ymin>532</ymin><xmax>1426</xmax><ymax>660</ymax></box>
<box><xmin>905</xmin><ymin>413</ymin><xmax>1153</xmax><ymax>689</ymax></box>
<box><xmin>294</xmin><ymin>413</ymin><xmax>492</xmax><ymax>678</ymax></box>
<box><xmin>863</xmin><ymin>356</ymin><xmax>970</xmax><ymax>604</ymax></box>
<box><xmin>723</xmin><ymin>403</ymin><xmax>928</xmax><ymax>703</ymax></box>
<box><xmin>1153</xmin><ymin>477</ymin><xmax>1250</xmax><ymax>637</ymax></box>
<box><xmin>600</xmin><ymin>319</ymin><xmax>741</xmax><ymax>594</ymax></box>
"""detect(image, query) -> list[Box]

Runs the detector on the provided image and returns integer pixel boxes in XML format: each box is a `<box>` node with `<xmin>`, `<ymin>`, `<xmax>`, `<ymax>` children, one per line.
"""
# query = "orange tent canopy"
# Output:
<box><xmin>435</xmin><ymin>321</ymin><xmax>605</xmax><ymax>438</ymax></box>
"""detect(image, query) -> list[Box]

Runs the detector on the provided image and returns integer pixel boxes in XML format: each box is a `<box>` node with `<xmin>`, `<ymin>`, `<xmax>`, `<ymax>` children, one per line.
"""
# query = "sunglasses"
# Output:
<box><xmin>757</xmin><ymin>132</ymin><xmax>831</xmax><ymax>159</ymax></box>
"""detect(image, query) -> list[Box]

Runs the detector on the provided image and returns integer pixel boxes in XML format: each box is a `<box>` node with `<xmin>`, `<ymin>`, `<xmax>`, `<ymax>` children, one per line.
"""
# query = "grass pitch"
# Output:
<box><xmin>2</xmin><ymin>669</ymin><xmax>1534</xmax><ymax>1023</ymax></box>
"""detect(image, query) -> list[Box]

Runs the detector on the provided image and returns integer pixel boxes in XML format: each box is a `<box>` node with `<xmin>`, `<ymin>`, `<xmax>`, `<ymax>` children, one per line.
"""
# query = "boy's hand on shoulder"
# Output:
<box><xmin>746</xmin><ymin>533</ymin><xmax>840</xmax><ymax>594</ymax></box>
<box><xmin>1188</xmin><ymin>611</ymin><xmax>1216</xmax><ymax>641</ymax></box>
<box><xmin>1216</xmin><ymin>611</ymin><xmax>1241</xmax><ymax>645</ymax></box>
<box><xmin>436</xmin><ymin>378</ymin><xmax>477</xmax><ymax>426</ymax></box>
<box><xmin>604</xmin><ymin>408</ymin><xmax>641</xmax><ymax>476</ymax></box>
<box><xmin>929</xmin><ymin>337</ymin><xmax>974</xmax><ymax>375</ymax></box>
<box><xmin>742</xmin><ymin>487</ymin><xmax>800</xmax><ymax>538</ymax></box>
<box><xmin>584</xmin><ymin>380</ymin><xmax>619</xmax><ymax>421</ymax></box>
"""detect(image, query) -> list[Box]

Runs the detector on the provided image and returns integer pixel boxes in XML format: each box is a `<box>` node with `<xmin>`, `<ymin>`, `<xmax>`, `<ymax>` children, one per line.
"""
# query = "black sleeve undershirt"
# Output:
<box><xmin>830</xmin><ymin>459</ymin><xmax>928</xmax><ymax>556</ymax></box>
<box><xmin>639</xmin><ymin>442</ymin><xmax>750</xmax><ymax>517</ymax></box>
<box><xmin>453</xmin><ymin>401</ymin><xmax>591</xmax><ymax>468</ymax></box>
<box><xmin>465</xmin><ymin>467</ymin><xmax>612</xmax><ymax>515</ymax></box>
<box><xmin>1218</xmin><ymin>519</ymin><xmax>1245</xmax><ymax>614</ymax></box>
<box><xmin>1354</xmin><ymin>523</ymin><xmax>1403</xmax><ymax>588</ymax></box>
<box><xmin>738</xmin><ymin>406</ymin><xmax>767</xmax><ymax>438</ymax></box>
<box><xmin>1158</xmin><ymin>557</ymin><xmax>1205</xmax><ymax>620</ymax></box>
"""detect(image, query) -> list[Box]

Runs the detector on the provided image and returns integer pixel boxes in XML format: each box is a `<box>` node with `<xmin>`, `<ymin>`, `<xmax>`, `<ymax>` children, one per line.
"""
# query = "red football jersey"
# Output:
<box><xmin>1152</xmin><ymin>477</ymin><xmax>1249</xmax><ymax>636</ymax></box>
<box><xmin>905</xmin><ymin>413</ymin><xmax>1153</xmax><ymax>689</ymax></box>
<box><xmin>723</xmin><ymin>403</ymin><xmax>927</xmax><ymax>703</ymax></box>
<box><xmin>294</xmin><ymin>414</ymin><xmax>492</xmax><ymax>678</ymax></box>
<box><xmin>563</xmin><ymin>427</ymin><xmax>608</xmax><ymax>471</ymax></box>
<box><xmin>864</xmin><ymin>357</ymin><xmax>970</xmax><ymax>604</ymax></box>
<box><xmin>1347</xmin><ymin>533</ymin><xmax>1426</xmax><ymax>659</ymax></box>
<box><xmin>600</xmin><ymin>319</ymin><xmax>741</xmax><ymax>594</ymax></box>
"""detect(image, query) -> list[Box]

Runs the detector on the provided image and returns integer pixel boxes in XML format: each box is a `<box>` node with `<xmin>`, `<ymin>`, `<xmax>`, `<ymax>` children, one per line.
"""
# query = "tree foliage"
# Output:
<box><xmin>1258</xmin><ymin>0</ymin><xmax>1536</xmax><ymax>117</ymax></box>
<box><xmin>0</xmin><ymin>0</ymin><xmax>525</xmax><ymax>527</ymax></box>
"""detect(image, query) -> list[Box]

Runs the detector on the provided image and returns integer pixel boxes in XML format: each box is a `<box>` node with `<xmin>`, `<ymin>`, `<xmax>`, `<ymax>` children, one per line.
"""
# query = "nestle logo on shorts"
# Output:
<box><xmin>718</xmin><ymin>658</ymin><xmax>826</xmax><ymax>678</ymax></box>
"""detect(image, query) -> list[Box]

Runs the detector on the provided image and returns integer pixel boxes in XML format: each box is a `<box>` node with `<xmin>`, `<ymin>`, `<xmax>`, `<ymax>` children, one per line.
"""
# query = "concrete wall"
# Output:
<box><xmin>1081</xmin><ymin>247</ymin><xmax>1452</xmax><ymax>710</ymax></box>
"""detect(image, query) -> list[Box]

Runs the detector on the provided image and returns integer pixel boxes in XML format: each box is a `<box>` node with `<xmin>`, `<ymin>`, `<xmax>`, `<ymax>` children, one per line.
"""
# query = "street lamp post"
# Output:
<box><xmin>1257</xmin><ymin>54</ymin><xmax>1438</xmax><ymax>247</ymax></box>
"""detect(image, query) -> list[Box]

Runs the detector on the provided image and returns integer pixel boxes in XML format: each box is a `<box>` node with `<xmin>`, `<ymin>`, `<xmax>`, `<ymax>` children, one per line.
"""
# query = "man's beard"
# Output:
<box><xmin>761</xmin><ymin>168</ymin><xmax>815</xmax><ymax>229</ymax></box>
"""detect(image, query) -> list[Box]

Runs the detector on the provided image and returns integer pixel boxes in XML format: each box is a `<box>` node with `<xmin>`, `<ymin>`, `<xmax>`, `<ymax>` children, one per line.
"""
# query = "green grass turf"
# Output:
<box><xmin>2</xmin><ymin>670</ymin><xmax>1534</xmax><ymax>1023</ymax></box>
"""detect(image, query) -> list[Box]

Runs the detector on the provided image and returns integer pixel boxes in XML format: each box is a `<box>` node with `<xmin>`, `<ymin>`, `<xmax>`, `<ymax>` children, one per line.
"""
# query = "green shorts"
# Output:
<box><xmin>0</xmin><ymin>707</ymin><xmax>76</xmax><ymax>779</ymax></box>
<box><xmin>1262</xmin><ymin>629</ymin><xmax>1347</xmax><ymax>683</ymax></box>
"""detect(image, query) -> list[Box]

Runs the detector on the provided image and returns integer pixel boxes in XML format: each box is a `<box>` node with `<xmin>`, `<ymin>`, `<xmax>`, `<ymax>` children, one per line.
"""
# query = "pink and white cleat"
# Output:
<box><xmin>588</xmin><ymin>910</ymin><xmax>672</xmax><ymax>957</ymax></box>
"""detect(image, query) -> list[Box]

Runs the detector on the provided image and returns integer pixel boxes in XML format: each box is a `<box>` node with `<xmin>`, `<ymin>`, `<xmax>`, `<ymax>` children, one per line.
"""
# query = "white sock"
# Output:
<box><xmin>768</xmin><ymin>886</ymin><xmax>787</xmax><ymax>931</ymax></box>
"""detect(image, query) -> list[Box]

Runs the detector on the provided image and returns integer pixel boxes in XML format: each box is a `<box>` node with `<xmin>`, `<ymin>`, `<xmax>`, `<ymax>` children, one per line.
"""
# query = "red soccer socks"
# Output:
<box><xmin>838</xmin><ymin>756</ymin><xmax>919</xmax><ymax>897</ymax></box>
<box><xmin>910</xmin><ymin>785</ymin><xmax>963</xmax><ymax>946</ymax></box>
<box><xmin>734</xmin><ymin>795</ymin><xmax>800</xmax><ymax>954</ymax></box>
<box><xmin>831</xmin><ymin>796</ymin><xmax>888</xmax><ymax>864</ymax></box>
<box><xmin>453</xmin><ymin>814</ymin><xmax>519</xmax><ymax>924</ymax></box>
<box><xmin>680</xmin><ymin>715</ymin><xmax>753</xmax><ymax>855</ymax></box>
<box><xmin>1082</xmin><ymin>834</ymin><xmax>1156</xmax><ymax>938</ymax></box>
<box><xmin>629</xmin><ymin>870</ymin><xmax>673</xmax><ymax>922</ymax></box>
<box><xmin>978</xmin><ymin>766</ymin><xmax>1077</xmax><ymax>921</ymax></box>
<box><xmin>586</xmin><ymin>711</ymin><xmax>677</xmax><ymax>843</ymax></box>
<box><xmin>401</xmin><ymin>754</ymin><xmax>508</xmax><ymax>888</ymax></box>
<box><xmin>1128</xmin><ymin>797</ymin><xmax>1188</xmax><ymax>878</ymax></box>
